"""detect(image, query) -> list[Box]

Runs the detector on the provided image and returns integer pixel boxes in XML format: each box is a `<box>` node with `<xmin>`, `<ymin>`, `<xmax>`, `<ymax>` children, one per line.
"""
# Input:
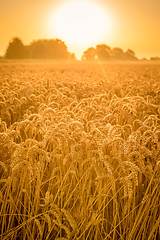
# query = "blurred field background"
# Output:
<box><xmin>0</xmin><ymin>62</ymin><xmax>160</xmax><ymax>239</ymax></box>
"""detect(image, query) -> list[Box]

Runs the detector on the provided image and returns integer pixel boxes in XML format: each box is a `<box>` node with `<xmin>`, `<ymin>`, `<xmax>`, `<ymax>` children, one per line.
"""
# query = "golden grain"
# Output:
<box><xmin>0</xmin><ymin>62</ymin><xmax>160</xmax><ymax>239</ymax></box>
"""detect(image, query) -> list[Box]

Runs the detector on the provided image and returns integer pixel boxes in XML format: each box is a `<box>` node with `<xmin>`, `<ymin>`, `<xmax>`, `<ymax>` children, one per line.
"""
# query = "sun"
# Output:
<box><xmin>50</xmin><ymin>0</ymin><xmax>113</xmax><ymax>46</ymax></box>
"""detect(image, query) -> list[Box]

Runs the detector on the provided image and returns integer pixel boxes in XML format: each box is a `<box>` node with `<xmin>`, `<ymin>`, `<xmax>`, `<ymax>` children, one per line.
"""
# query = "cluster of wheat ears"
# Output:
<box><xmin>0</xmin><ymin>62</ymin><xmax>160</xmax><ymax>239</ymax></box>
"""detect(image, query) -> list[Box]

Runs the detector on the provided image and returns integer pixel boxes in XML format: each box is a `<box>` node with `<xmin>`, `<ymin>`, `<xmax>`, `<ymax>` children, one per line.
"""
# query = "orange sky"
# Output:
<box><xmin>0</xmin><ymin>0</ymin><xmax>160</xmax><ymax>59</ymax></box>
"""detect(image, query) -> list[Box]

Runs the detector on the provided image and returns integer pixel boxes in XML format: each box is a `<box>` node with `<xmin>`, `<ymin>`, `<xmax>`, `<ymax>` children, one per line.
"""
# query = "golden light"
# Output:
<box><xmin>50</xmin><ymin>0</ymin><xmax>113</xmax><ymax>46</ymax></box>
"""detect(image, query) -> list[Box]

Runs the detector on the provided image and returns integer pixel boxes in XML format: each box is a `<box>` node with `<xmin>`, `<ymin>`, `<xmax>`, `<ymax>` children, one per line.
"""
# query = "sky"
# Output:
<box><xmin>0</xmin><ymin>0</ymin><xmax>160</xmax><ymax>59</ymax></box>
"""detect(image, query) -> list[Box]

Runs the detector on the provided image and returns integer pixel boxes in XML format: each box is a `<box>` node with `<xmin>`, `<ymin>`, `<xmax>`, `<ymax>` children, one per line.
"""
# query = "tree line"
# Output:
<box><xmin>82</xmin><ymin>44</ymin><xmax>138</xmax><ymax>61</ymax></box>
<box><xmin>4</xmin><ymin>37</ymin><xmax>160</xmax><ymax>62</ymax></box>
<box><xmin>5</xmin><ymin>37</ymin><xmax>75</xmax><ymax>60</ymax></box>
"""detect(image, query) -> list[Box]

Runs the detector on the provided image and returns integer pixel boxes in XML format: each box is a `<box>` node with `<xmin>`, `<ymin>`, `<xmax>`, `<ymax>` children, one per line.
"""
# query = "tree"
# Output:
<box><xmin>28</xmin><ymin>40</ymin><xmax>46</xmax><ymax>58</ymax></box>
<box><xmin>112</xmin><ymin>47</ymin><xmax>124</xmax><ymax>60</ymax></box>
<box><xmin>150</xmin><ymin>57</ymin><xmax>160</xmax><ymax>61</ymax></box>
<box><xmin>96</xmin><ymin>44</ymin><xmax>111</xmax><ymax>61</ymax></box>
<box><xmin>81</xmin><ymin>47</ymin><xmax>96</xmax><ymax>61</ymax></box>
<box><xmin>29</xmin><ymin>39</ymin><xmax>70</xmax><ymax>59</ymax></box>
<box><xmin>124</xmin><ymin>49</ymin><xmax>138</xmax><ymax>61</ymax></box>
<box><xmin>5</xmin><ymin>38</ymin><xmax>26</xmax><ymax>59</ymax></box>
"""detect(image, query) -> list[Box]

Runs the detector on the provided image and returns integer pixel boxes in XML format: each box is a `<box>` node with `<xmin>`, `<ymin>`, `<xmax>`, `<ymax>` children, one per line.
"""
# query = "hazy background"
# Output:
<box><xmin>0</xmin><ymin>0</ymin><xmax>160</xmax><ymax>59</ymax></box>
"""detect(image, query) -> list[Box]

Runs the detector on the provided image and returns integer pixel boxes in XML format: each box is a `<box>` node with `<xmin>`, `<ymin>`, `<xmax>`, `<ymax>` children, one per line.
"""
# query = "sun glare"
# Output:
<box><xmin>50</xmin><ymin>0</ymin><xmax>113</xmax><ymax>46</ymax></box>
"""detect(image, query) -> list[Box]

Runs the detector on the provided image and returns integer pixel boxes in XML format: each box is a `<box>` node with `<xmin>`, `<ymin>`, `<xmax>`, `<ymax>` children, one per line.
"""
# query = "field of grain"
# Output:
<box><xmin>0</xmin><ymin>62</ymin><xmax>160</xmax><ymax>240</ymax></box>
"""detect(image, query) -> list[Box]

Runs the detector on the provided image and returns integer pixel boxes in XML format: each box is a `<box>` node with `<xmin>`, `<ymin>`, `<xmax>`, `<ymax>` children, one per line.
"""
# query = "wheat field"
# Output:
<box><xmin>0</xmin><ymin>62</ymin><xmax>160</xmax><ymax>240</ymax></box>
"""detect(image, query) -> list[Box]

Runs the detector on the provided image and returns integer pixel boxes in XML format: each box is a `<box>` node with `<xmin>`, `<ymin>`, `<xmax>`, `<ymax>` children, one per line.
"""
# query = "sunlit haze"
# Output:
<box><xmin>0</xmin><ymin>0</ymin><xmax>160</xmax><ymax>59</ymax></box>
<box><xmin>49</xmin><ymin>0</ymin><xmax>113</xmax><ymax>48</ymax></box>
